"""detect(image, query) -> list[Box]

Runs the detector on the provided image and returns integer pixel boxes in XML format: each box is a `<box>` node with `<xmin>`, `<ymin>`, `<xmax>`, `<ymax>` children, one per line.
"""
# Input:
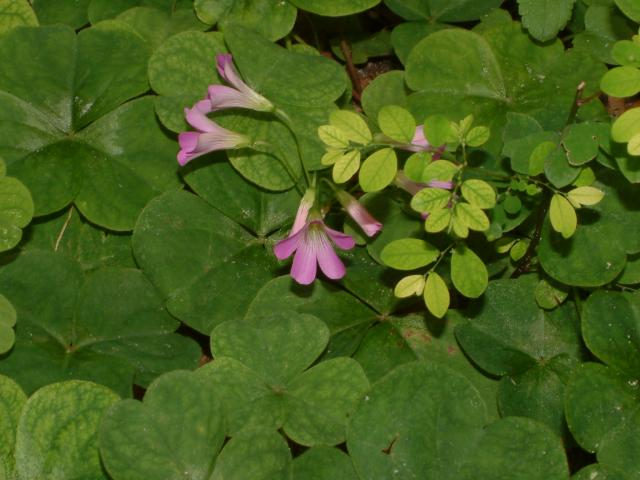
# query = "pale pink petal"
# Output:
<box><xmin>208</xmin><ymin>85</ymin><xmax>262</xmax><ymax>111</ymax></box>
<box><xmin>184</xmin><ymin>103</ymin><xmax>220</xmax><ymax>132</ymax></box>
<box><xmin>315</xmin><ymin>234</ymin><xmax>346</xmax><ymax>280</ymax></box>
<box><xmin>412</xmin><ymin>125</ymin><xmax>430</xmax><ymax>149</ymax></box>
<box><xmin>427</xmin><ymin>180</ymin><xmax>453</xmax><ymax>190</ymax></box>
<box><xmin>291</xmin><ymin>239</ymin><xmax>317</xmax><ymax>285</ymax></box>
<box><xmin>291</xmin><ymin>189</ymin><xmax>315</xmax><ymax>235</ymax></box>
<box><xmin>178</xmin><ymin>132</ymin><xmax>199</xmax><ymax>152</ymax></box>
<box><xmin>196</xmin><ymin>130</ymin><xmax>246</xmax><ymax>152</ymax></box>
<box><xmin>216</xmin><ymin>54</ymin><xmax>235</xmax><ymax>83</ymax></box>
<box><xmin>345</xmin><ymin>201</ymin><xmax>382</xmax><ymax>237</ymax></box>
<box><xmin>273</xmin><ymin>228</ymin><xmax>303</xmax><ymax>260</ymax></box>
<box><xmin>324</xmin><ymin>226</ymin><xmax>356</xmax><ymax>250</ymax></box>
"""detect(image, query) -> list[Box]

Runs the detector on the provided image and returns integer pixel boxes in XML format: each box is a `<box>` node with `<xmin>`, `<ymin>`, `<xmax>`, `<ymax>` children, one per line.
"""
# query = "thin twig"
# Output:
<box><xmin>339</xmin><ymin>38</ymin><xmax>362</xmax><ymax>104</ymax></box>
<box><xmin>511</xmin><ymin>193</ymin><xmax>549</xmax><ymax>278</ymax></box>
<box><xmin>54</xmin><ymin>208</ymin><xmax>74</xmax><ymax>252</ymax></box>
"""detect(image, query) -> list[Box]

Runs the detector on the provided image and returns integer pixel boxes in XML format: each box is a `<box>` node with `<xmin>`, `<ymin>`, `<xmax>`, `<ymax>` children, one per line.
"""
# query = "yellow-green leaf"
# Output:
<box><xmin>424</xmin><ymin>208</ymin><xmax>451</xmax><ymax>233</ymax></box>
<box><xmin>332</xmin><ymin>150</ymin><xmax>360</xmax><ymax>183</ymax></box>
<box><xmin>460</xmin><ymin>179</ymin><xmax>496</xmax><ymax>209</ymax></box>
<box><xmin>549</xmin><ymin>194</ymin><xmax>577</xmax><ymax>239</ymax></box>
<box><xmin>451</xmin><ymin>245</ymin><xmax>488</xmax><ymax>298</ymax></box>
<box><xmin>359</xmin><ymin>148</ymin><xmax>397</xmax><ymax>192</ymax></box>
<box><xmin>394</xmin><ymin>275</ymin><xmax>425</xmax><ymax>298</ymax></box>
<box><xmin>318</xmin><ymin>125</ymin><xmax>349</xmax><ymax>148</ymax></box>
<box><xmin>421</xmin><ymin>160</ymin><xmax>459</xmax><ymax>183</ymax></box>
<box><xmin>567</xmin><ymin>186</ymin><xmax>604</xmax><ymax>207</ymax></box>
<box><xmin>321</xmin><ymin>150</ymin><xmax>344</xmax><ymax>166</ymax></box>
<box><xmin>454</xmin><ymin>202</ymin><xmax>490</xmax><ymax>232</ymax></box>
<box><xmin>465</xmin><ymin>126</ymin><xmax>490</xmax><ymax>147</ymax></box>
<box><xmin>628</xmin><ymin>131</ymin><xmax>640</xmax><ymax>156</ymax></box>
<box><xmin>381</xmin><ymin>238</ymin><xmax>439</xmax><ymax>270</ymax></box>
<box><xmin>378</xmin><ymin>105</ymin><xmax>416</xmax><ymax>143</ymax></box>
<box><xmin>330</xmin><ymin>110</ymin><xmax>372</xmax><ymax>145</ymax></box>
<box><xmin>451</xmin><ymin>214</ymin><xmax>469</xmax><ymax>238</ymax></box>
<box><xmin>410</xmin><ymin>188</ymin><xmax>451</xmax><ymax>213</ymax></box>
<box><xmin>424</xmin><ymin>272</ymin><xmax>449</xmax><ymax>318</ymax></box>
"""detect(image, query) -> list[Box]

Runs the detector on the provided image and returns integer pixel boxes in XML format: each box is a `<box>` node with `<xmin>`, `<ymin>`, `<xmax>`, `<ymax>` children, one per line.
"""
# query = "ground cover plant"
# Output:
<box><xmin>1</xmin><ymin>0</ymin><xmax>640</xmax><ymax>478</ymax></box>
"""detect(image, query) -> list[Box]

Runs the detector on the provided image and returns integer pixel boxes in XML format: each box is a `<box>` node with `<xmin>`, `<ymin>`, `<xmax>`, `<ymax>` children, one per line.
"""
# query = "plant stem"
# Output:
<box><xmin>273</xmin><ymin>109</ymin><xmax>312</xmax><ymax>188</ymax></box>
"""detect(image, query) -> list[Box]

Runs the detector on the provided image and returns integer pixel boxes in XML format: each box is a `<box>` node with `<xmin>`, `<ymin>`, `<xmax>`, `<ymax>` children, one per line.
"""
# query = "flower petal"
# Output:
<box><xmin>324</xmin><ymin>226</ymin><xmax>356</xmax><ymax>250</ymax></box>
<box><xmin>316</xmin><ymin>234</ymin><xmax>346</xmax><ymax>280</ymax></box>
<box><xmin>427</xmin><ymin>180</ymin><xmax>453</xmax><ymax>190</ymax></box>
<box><xmin>185</xmin><ymin>102</ymin><xmax>219</xmax><ymax>132</ymax></box>
<box><xmin>412</xmin><ymin>125</ymin><xmax>430</xmax><ymax>148</ymax></box>
<box><xmin>208</xmin><ymin>84</ymin><xmax>261</xmax><ymax>111</ymax></box>
<box><xmin>273</xmin><ymin>228</ymin><xmax>303</xmax><ymax>260</ymax></box>
<box><xmin>291</xmin><ymin>239</ymin><xmax>317</xmax><ymax>285</ymax></box>
<box><xmin>216</xmin><ymin>54</ymin><xmax>235</xmax><ymax>83</ymax></box>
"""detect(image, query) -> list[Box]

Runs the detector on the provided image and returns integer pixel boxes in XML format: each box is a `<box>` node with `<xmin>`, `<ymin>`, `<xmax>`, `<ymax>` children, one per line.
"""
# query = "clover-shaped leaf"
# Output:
<box><xmin>0</xmin><ymin>161</ymin><xmax>34</xmax><ymax>252</ymax></box>
<box><xmin>456</xmin><ymin>275</ymin><xmax>584</xmax><ymax>436</ymax></box>
<box><xmin>0</xmin><ymin>0</ymin><xmax>37</xmax><ymax>34</ymax></box>
<box><xmin>292</xmin><ymin>446</ymin><xmax>358</xmax><ymax>480</ymax></box>
<box><xmin>201</xmin><ymin>312</ymin><xmax>370</xmax><ymax>446</ymax></box>
<box><xmin>15</xmin><ymin>380</ymin><xmax>119</xmax><ymax>480</ymax></box>
<box><xmin>99</xmin><ymin>370</ymin><xmax>226</xmax><ymax>480</ymax></box>
<box><xmin>0</xmin><ymin>374</ymin><xmax>26</xmax><ymax>477</ymax></box>
<box><xmin>0</xmin><ymin>25</ymin><xmax>184</xmax><ymax>231</ymax></box>
<box><xmin>348</xmin><ymin>361</ymin><xmax>569</xmax><ymax>480</ymax></box>
<box><xmin>0</xmin><ymin>294</ymin><xmax>17</xmax><ymax>354</ymax></box>
<box><xmin>244</xmin><ymin>276</ymin><xmax>378</xmax><ymax>359</ymax></box>
<box><xmin>0</xmin><ymin>250</ymin><xmax>200</xmax><ymax>396</ymax></box>
<box><xmin>133</xmin><ymin>190</ymin><xmax>286</xmax><ymax>334</ymax></box>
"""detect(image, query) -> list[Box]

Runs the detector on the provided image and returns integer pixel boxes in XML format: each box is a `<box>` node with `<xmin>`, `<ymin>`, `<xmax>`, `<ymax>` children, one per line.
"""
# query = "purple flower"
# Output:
<box><xmin>177</xmin><ymin>99</ymin><xmax>249</xmax><ymax>166</ymax></box>
<box><xmin>208</xmin><ymin>54</ymin><xmax>274</xmax><ymax>112</ymax></box>
<box><xmin>274</xmin><ymin>214</ymin><xmax>356</xmax><ymax>285</ymax></box>
<box><xmin>401</xmin><ymin>126</ymin><xmax>445</xmax><ymax>159</ymax></box>
<box><xmin>291</xmin><ymin>188</ymin><xmax>316</xmax><ymax>235</ymax></box>
<box><xmin>335</xmin><ymin>190</ymin><xmax>382</xmax><ymax>237</ymax></box>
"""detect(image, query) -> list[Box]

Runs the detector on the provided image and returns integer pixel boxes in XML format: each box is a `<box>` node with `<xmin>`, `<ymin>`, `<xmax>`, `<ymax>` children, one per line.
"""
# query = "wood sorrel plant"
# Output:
<box><xmin>1</xmin><ymin>0</ymin><xmax>640</xmax><ymax>479</ymax></box>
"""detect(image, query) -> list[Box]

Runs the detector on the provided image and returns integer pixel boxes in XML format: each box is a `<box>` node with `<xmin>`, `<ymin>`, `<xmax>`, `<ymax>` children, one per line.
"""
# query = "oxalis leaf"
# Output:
<box><xmin>456</xmin><ymin>276</ymin><xmax>584</xmax><ymax>436</ymax></box>
<box><xmin>518</xmin><ymin>0</ymin><xmax>576</xmax><ymax>42</ymax></box>
<box><xmin>133</xmin><ymin>190</ymin><xmax>284</xmax><ymax>335</ymax></box>
<box><xmin>99</xmin><ymin>370</ymin><xmax>226</xmax><ymax>480</ymax></box>
<box><xmin>200</xmin><ymin>312</ymin><xmax>370</xmax><ymax>446</ymax></box>
<box><xmin>405</xmin><ymin>23</ymin><xmax>606</xmax><ymax>154</ymax></box>
<box><xmin>15</xmin><ymin>380</ymin><xmax>119</xmax><ymax>480</ymax></box>
<box><xmin>0</xmin><ymin>250</ymin><xmax>200</xmax><ymax>396</ymax></box>
<box><xmin>0</xmin><ymin>25</ymin><xmax>185</xmax><ymax>231</ymax></box>
<box><xmin>348</xmin><ymin>361</ymin><xmax>569</xmax><ymax>480</ymax></box>
<box><xmin>0</xmin><ymin>374</ymin><xmax>26</xmax><ymax>477</ymax></box>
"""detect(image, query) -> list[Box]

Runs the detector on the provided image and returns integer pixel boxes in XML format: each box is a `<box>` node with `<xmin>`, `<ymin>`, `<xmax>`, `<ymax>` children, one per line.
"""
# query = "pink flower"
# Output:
<box><xmin>291</xmin><ymin>188</ymin><xmax>316</xmax><ymax>235</ymax></box>
<box><xmin>274</xmin><ymin>214</ymin><xmax>356</xmax><ymax>285</ymax></box>
<box><xmin>177</xmin><ymin>99</ymin><xmax>249</xmax><ymax>166</ymax></box>
<box><xmin>335</xmin><ymin>190</ymin><xmax>382</xmax><ymax>237</ymax></box>
<box><xmin>394</xmin><ymin>171</ymin><xmax>453</xmax><ymax>196</ymax></box>
<box><xmin>401</xmin><ymin>126</ymin><xmax>445</xmax><ymax>158</ymax></box>
<box><xmin>208</xmin><ymin>54</ymin><xmax>274</xmax><ymax>112</ymax></box>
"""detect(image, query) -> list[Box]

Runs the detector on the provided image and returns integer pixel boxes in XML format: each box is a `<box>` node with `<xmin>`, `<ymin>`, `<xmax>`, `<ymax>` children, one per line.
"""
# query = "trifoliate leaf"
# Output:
<box><xmin>454</xmin><ymin>202</ymin><xmax>490</xmax><ymax>232</ymax></box>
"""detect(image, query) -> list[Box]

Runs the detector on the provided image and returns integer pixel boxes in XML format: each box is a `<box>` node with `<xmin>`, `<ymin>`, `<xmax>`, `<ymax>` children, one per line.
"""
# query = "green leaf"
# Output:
<box><xmin>32</xmin><ymin>0</ymin><xmax>89</xmax><ymax>29</ymax></box>
<box><xmin>332</xmin><ymin>150</ymin><xmax>361</xmax><ymax>183</ymax></box>
<box><xmin>394</xmin><ymin>274</ymin><xmax>425</xmax><ymax>298</ymax></box>
<box><xmin>615</xmin><ymin>0</ymin><xmax>640</xmax><ymax>21</ymax></box>
<box><xmin>456</xmin><ymin>276</ymin><xmax>583</xmax><ymax>376</ymax></box>
<box><xmin>613</xmin><ymin>40</ymin><xmax>640</xmax><ymax>67</ymax></box>
<box><xmin>148</xmin><ymin>30</ymin><xmax>227</xmax><ymax>132</ymax></box>
<box><xmin>565</xmin><ymin>362</ymin><xmax>639</xmax><ymax>452</ymax></box>
<box><xmin>348</xmin><ymin>361</ymin><xmax>568</xmax><ymax>479</ymax></box>
<box><xmin>612</xmin><ymin>107</ymin><xmax>640</xmax><ymax>143</ymax></box>
<box><xmin>544</xmin><ymin>147</ymin><xmax>581</xmax><ymax>188</ymax></box>
<box><xmin>461</xmin><ymin>179</ymin><xmax>496</xmax><ymax>209</ymax></box>
<box><xmin>424</xmin><ymin>207</ymin><xmax>452</xmax><ymax>233</ymax></box>
<box><xmin>528</xmin><ymin>141</ymin><xmax>554</xmax><ymax>175</ymax></box>
<box><xmin>359</xmin><ymin>148</ymin><xmax>397</xmax><ymax>192</ymax></box>
<box><xmin>519</xmin><ymin>0</ymin><xmax>576</xmax><ymax>42</ymax></box>
<box><xmin>318</xmin><ymin>125</ymin><xmax>350</xmax><ymax>148</ymax></box>
<box><xmin>292</xmin><ymin>447</ymin><xmax>358</xmax><ymax>480</ymax></box>
<box><xmin>391</xmin><ymin>22</ymin><xmax>450</xmax><ymax>65</ymax></box>
<box><xmin>421</xmin><ymin>159</ymin><xmax>459</xmax><ymax>182</ymax></box>
<box><xmin>410</xmin><ymin>187</ymin><xmax>451</xmax><ymax>213</ymax></box>
<box><xmin>406</xmin><ymin>25</ymin><xmax>606</xmax><ymax>155</ymax></box>
<box><xmin>381</xmin><ymin>238</ymin><xmax>440</xmax><ymax>270</ymax></box>
<box><xmin>15</xmin><ymin>381</ymin><xmax>119</xmax><ymax>480</ymax></box>
<box><xmin>423</xmin><ymin>114</ymin><xmax>454</xmax><ymax>147</ymax></box>
<box><xmin>384</xmin><ymin>0</ymin><xmax>505</xmax><ymax>22</ymax></box>
<box><xmin>572</xmin><ymin>464</ymin><xmax>629</xmax><ymax>480</ymax></box>
<box><xmin>539</xmin><ymin>171</ymin><xmax>640</xmax><ymax>287</ymax></box>
<box><xmin>0</xmin><ymin>374</ymin><xmax>26</xmax><ymax>475</ymax></box>
<box><xmin>567</xmin><ymin>186</ymin><xmax>604</xmax><ymax>206</ymax></box>
<box><xmin>465</xmin><ymin>125</ymin><xmax>490</xmax><ymax>147</ymax></box>
<box><xmin>224</xmin><ymin>25</ymin><xmax>347</xmax><ymax>108</ymax></box>
<box><xmin>562</xmin><ymin>122</ymin><xmax>604</xmax><ymax>166</ymax></box>
<box><xmin>211</xmin><ymin>429</ymin><xmax>292</xmax><ymax>480</ymax></box>
<box><xmin>598</xmin><ymin>409</ymin><xmax>640</xmax><ymax>479</ymax></box>
<box><xmin>549</xmin><ymin>194</ymin><xmax>577</xmax><ymax>239</ymax></box>
<box><xmin>0</xmin><ymin>251</ymin><xmax>200</xmax><ymax>396</ymax></box>
<box><xmin>451</xmin><ymin>245</ymin><xmax>488</xmax><ymax>298</ymax></box>
<box><xmin>330</xmin><ymin>110</ymin><xmax>372</xmax><ymax>145</ymax></box>
<box><xmin>601</xmin><ymin>66</ymin><xmax>640</xmax><ymax>97</ymax></box>
<box><xmin>204</xmin><ymin>313</ymin><xmax>370</xmax><ymax>445</ymax></box>
<box><xmin>244</xmin><ymin>276</ymin><xmax>377</xmax><ymax>359</ymax></box>
<box><xmin>288</xmin><ymin>0</ymin><xmax>381</xmax><ymax>16</ymax></box>
<box><xmin>361</xmin><ymin>71</ymin><xmax>408</xmax><ymax>124</ymax></box>
<box><xmin>534</xmin><ymin>278</ymin><xmax>569</xmax><ymax>310</ymax></box>
<box><xmin>194</xmin><ymin>0</ymin><xmax>295</xmax><ymax>41</ymax></box>
<box><xmin>424</xmin><ymin>272</ymin><xmax>449</xmax><ymax>318</ymax></box>
<box><xmin>454</xmin><ymin>202</ymin><xmax>490</xmax><ymax>232</ymax></box>
<box><xmin>377</xmin><ymin>105</ymin><xmax>416</xmax><ymax>143</ymax></box>
<box><xmin>99</xmin><ymin>370</ymin><xmax>225</xmax><ymax>480</ymax></box>
<box><xmin>582</xmin><ymin>290</ymin><xmax>640</xmax><ymax>377</ymax></box>
<box><xmin>0</xmin><ymin>294</ymin><xmax>16</xmax><ymax>354</ymax></box>
<box><xmin>628</xmin><ymin>132</ymin><xmax>640</xmax><ymax>155</ymax></box>
<box><xmin>0</xmin><ymin>176</ymin><xmax>33</xmax><ymax>252</ymax></box>
<box><xmin>0</xmin><ymin>0</ymin><xmax>37</xmax><ymax>33</ymax></box>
